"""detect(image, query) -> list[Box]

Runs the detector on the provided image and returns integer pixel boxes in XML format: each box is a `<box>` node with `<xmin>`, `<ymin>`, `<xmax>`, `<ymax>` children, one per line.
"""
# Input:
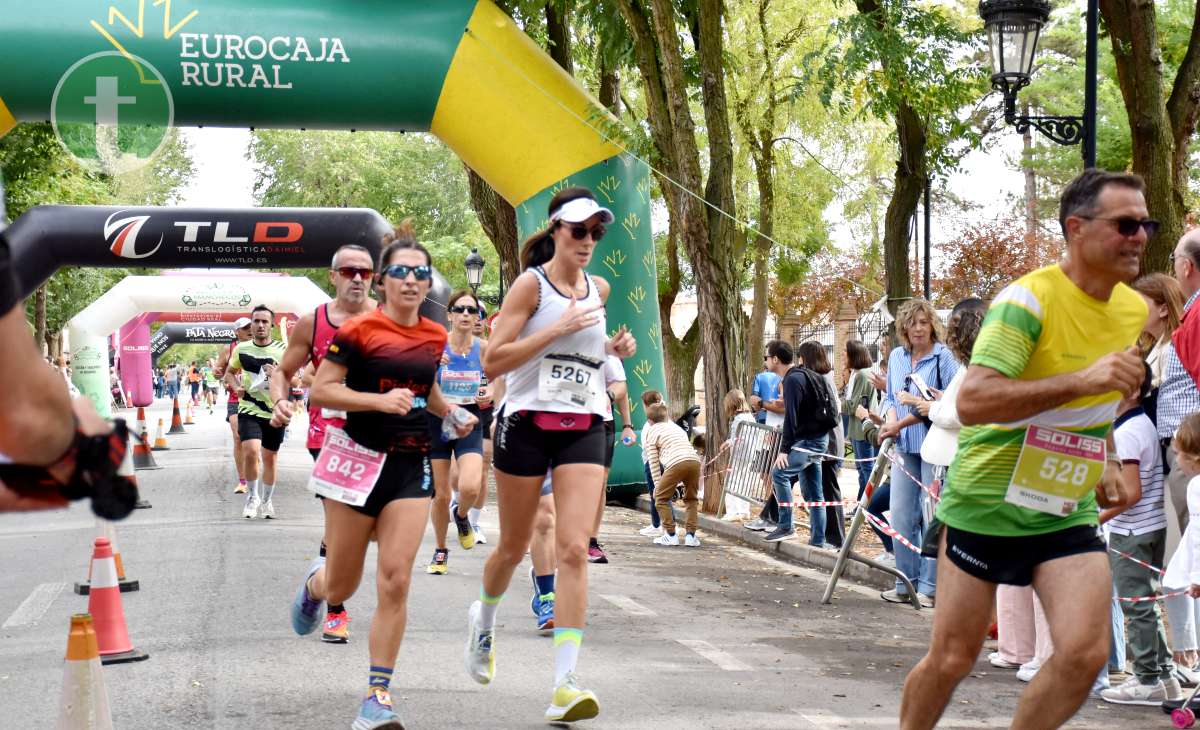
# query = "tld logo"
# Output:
<box><xmin>105</xmin><ymin>211</ymin><xmax>164</xmax><ymax>259</ymax></box>
<box><xmin>175</xmin><ymin>221</ymin><xmax>303</xmax><ymax>244</ymax></box>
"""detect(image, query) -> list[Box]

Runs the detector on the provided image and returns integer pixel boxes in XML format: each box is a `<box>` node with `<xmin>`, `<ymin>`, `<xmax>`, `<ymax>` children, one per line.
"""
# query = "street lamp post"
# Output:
<box><xmin>979</xmin><ymin>0</ymin><xmax>1097</xmax><ymax>168</ymax></box>
<box><xmin>464</xmin><ymin>247</ymin><xmax>485</xmax><ymax>297</ymax></box>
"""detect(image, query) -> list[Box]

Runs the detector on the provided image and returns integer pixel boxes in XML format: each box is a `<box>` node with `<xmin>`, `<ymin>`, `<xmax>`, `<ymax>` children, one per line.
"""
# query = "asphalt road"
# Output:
<box><xmin>0</xmin><ymin>401</ymin><xmax>1151</xmax><ymax>729</ymax></box>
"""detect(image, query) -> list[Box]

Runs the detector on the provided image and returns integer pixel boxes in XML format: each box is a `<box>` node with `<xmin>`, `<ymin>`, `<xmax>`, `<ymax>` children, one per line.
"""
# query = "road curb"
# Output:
<box><xmin>636</xmin><ymin>495</ymin><xmax>894</xmax><ymax>591</ymax></box>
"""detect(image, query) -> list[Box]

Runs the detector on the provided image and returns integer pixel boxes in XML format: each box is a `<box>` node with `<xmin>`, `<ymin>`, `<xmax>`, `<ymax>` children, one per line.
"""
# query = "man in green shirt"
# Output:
<box><xmin>225</xmin><ymin>305</ymin><xmax>287</xmax><ymax>520</ymax></box>
<box><xmin>899</xmin><ymin>170</ymin><xmax>1152</xmax><ymax>729</ymax></box>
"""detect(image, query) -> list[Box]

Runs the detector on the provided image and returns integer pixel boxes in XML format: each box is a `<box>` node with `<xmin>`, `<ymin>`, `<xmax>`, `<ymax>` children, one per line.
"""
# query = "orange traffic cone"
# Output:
<box><xmin>75</xmin><ymin>518</ymin><xmax>139</xmax><ymax>595</ymax></box>
<box><xmin>86</xmin><ymin>537</ymin><xmax>148</xmax><ymax>665</ymax></box>
<box><xmin>167</xmin><ymin>397</ymin><xmax>186</xmax><ymax>434</ymax></box>
<box><xmin>151</xmin><ymin>419</ymin><xmax>169</xmax><ymax>451</ymax></box>
<box><xmin>131</xmin><ymin>423</ymin><xmax>159</xmax><ymax>471</ymax></box>
<box><xmin>183</xmin><ymin>400</ymin><xmax>195</xmax><ymax>425</ymax></box>
<box><xmin>56</xmin><ymin>614</ymin><xmax>113</xmax><ymax>730</ymax></box>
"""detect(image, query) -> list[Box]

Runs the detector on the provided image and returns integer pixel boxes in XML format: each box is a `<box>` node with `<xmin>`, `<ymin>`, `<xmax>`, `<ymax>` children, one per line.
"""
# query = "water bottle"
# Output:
<box><xmin>442</xmin><ymin>407</ymin><xmax>472</xmax><ymax>441</ymax></box>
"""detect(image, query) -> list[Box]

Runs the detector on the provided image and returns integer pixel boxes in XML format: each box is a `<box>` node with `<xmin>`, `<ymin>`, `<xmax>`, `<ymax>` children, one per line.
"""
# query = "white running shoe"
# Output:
<box><xmin>472</xmin><ymin>524</ymin><xmax>487</xmax><ymax>544</ymax></box>
<box><xmin>464</xmin><ymin>601</ymin><xmax>495</xmax><ymax>685</ymax></box>
<box><xmin>684</xmin><ymin>533</ymin><xmax>701</xmax><ymax>547</ymax></box>
<box><xmin>653</xmin><ymin>533</ymin><xmax>679</xmax><ymax>546</ymax></box>
<box><xmin>1016</xmin><ymin>659</ymin><xmax>1041</xmax><ymax>683</ymax></box>
<box><xmin>261</xmin><ymin>499</ymin><xmax>275</xmax><ymax>519</ymax></box>
<box><xmin>243</xmin><ymin>494</ymin><xmax>261</xmax><ymax>519</ymax></box>
<box><xmin>639</xmin><ymin>524</ymin><xmax>662</xmax><ymax>537</ymax></box>
<box><xmin>1099</xmin><ymin>676</ymin><xmax>1169</xmax><ymax>706</ymax></box>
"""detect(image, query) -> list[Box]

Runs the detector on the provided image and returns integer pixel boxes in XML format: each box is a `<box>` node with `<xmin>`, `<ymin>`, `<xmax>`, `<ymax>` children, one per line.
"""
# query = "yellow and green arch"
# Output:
<box><xmin>0</xmin><ymin>0</ymin><xmax>665</xmax><ymax>488</ymax></box>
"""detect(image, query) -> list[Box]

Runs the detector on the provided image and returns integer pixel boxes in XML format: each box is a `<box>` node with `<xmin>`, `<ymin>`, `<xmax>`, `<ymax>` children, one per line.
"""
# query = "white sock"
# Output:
<box><xmin>247</xmin><ymin>479</ymin><xmax>260</xmax><ymax>501</ymax></box>
<box><xmin>553</xmin><ymin>628</ymin><xmax>582</xmax><ymax>684</ymax></box>
<box><xmin>478</xmin><ymin>589</ymin><xmax>502</xmax><ymax>630</ymax></box>
<box><xmin>262</xmin><ymin>482</ymin><xmax>276</xmax><ymax>502</ymax></box>
<box><xmin>469</xmin><ymin>507</ymin><xmax>482</xmax><ymax>525</ymax></box>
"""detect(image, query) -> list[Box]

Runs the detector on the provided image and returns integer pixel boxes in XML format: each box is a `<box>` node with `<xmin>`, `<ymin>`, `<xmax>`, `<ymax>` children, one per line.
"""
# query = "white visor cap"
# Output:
<box><xmin>233</xmin><ymin>317</ymin><xmax>252</xmax><ymax>329</ymax></box>
<box><xmin>549</xmin><ymin>197</ymin><xmax>614</xmax><ymax>225</ymax></box>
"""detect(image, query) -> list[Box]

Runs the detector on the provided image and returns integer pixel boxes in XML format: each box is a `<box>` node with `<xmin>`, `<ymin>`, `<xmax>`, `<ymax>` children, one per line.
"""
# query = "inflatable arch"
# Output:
<box><xmin>69</xmin><ymin>274</ymin><xmax>330</xmax><ymax>417</ymax></box>
<box><xmin>150</xmin><ymin>321</ymin><xmax>241</xmax><ymax>367</ymax></box>
<box><xmin>0</xmin><ymin>0</ymin><xmax>666</xmax><ymax>487</ymax></box>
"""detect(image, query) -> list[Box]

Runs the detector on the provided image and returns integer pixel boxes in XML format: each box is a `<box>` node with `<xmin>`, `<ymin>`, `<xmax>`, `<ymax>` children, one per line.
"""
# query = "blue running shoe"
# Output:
<box><xmin>529</xmin><ymin>565</ymin><xmax>541</xmax><ymax>617</ymax></box>
<box><xmin>290</xmin><ymin>557</ymin><xmax>324</xmax><ymax>636</ymax></box>
<box><xmin>351</xmin><ymin>688</ymin><xmax>405</xmax><ymax>730</ymax></box>
<box><xmin>537</xmin><ymin>592</ymin><xmax>555</xmax><ymax>635</ymax></box>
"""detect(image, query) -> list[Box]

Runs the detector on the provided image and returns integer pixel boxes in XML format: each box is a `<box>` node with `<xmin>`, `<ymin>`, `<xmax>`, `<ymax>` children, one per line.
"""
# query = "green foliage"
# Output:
<box><xmin>0</xmin><ymin>122</ymin><xmax>192</xmax><ymax>338</ymax></box>
<box><xmin>800</xmin><ymin>0</ymin><xmax>990</xmax><ymax>176</ymax></box>
<box><xmin>249</xmin><ymin>130</ymin><xmax>502</xmax><ymax>296</ymax></box>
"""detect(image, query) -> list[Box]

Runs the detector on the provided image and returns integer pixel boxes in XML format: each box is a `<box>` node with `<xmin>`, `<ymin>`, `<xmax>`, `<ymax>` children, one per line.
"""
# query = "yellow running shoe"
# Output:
<box><xmin>426</xmin><ymin>548</ymin><xmax>448</xmax><ymax>575</ymax></box>
<box><xmin>451</xmin><ymin>499</ymin><xmax>476</xmax><ymax>550</ymax></box>
<box><xmin>234</xmin><ymin>481</ymin><xmax>248</xmax><ymax>494</ymax></box>
<box><xmin>544</xmin><ymin>673</ymin><xmax>599</xmax><ymax>723</ymax></box>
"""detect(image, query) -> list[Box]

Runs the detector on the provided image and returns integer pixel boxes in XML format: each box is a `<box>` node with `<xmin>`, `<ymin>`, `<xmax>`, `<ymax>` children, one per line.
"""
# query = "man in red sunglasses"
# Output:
<box><xmin>268</xmin><ymin>243</ymin><xmax>377</xmax><ymax>644</ymax></box>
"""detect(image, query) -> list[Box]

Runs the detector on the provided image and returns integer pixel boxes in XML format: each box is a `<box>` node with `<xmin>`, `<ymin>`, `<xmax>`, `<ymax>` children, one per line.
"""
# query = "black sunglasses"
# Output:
<box><xmin>563</xmin><ymin>223</ymin><xmax>606</xmax><ymax>242</ymax></box>
<box><xmin>448</xmin><ymin>305</ymin><xmax>479</xmax><ymax>315</ymax></box>
<box><xmin>1079</xmin><ymin>216</ymin><xmax>1160</xmax><ymax>238</ymax></box>
<box><xmin>335</xmin><ymin>266</ymin><xmax>373</xmax><ymax>280</ymax></box>
<box><xmin>382</xmin><ymin>264</ymin><xmax>432</xmax><ymax>281</ymax></box>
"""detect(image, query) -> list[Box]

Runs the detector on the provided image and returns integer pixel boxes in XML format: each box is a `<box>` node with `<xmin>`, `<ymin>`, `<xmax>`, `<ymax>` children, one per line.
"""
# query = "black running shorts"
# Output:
<box><xmin>603</xmin><ymin>420</ymin><xmax>616</xmax><ymax>469</ymax></box>
<box><xmin>943</xmin><ymin>523</ymin><xmax>1106</xmax><ymax>586</ymax></box>
<box><xmin>492</xmin><ymin>408</ymin><xmax>606</xmax><ymax>477</ymax></box>
<box><xmin>237</xmin><ymin>412</ymin><xmax>286</xmax><ymax>452</ymax></box>
<box><xmin>347</xmin><ymin>451</ymin><xmax>433</xmax><ymax>517</ymax></box>
<box><xmin>227</xmin><ymin>401</ymin><xmax>239</xmax><ymax>418</ymax></box>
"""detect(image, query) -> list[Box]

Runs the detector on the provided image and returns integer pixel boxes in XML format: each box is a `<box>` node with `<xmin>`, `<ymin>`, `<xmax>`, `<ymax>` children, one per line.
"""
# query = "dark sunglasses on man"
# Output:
<box><xmin>335</xmin><ymin>266</ymin><xmax>373</xmax><ymax>280</ymax></box>
<box><xmin>1079</xmin><ymin>216</ymin><xmax>1160</xmax><ymax>238</ymax></box>
<box><xmin>448</xmin><ymin>305</ymin><xmax>479</xmax><ymax>315</ymax></box>
<box><xmin>382</xmin><ymin>263</ymin><xmax>433</xmax><ymax>281</ymax></box>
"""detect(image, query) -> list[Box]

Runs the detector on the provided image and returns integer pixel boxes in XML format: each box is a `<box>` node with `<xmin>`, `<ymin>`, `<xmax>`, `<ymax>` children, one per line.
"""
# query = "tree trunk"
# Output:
<box><xmin>882</xmin><ymin>101</ymin><xmax>927</xmax><ymax>312</ymax></box>
<box><xmin>1022</xmin><ymin>102</ymin><xmax>1037</xmax><ymax>239</ymax></box>
<box><xmin>598</xmin><ymin>52</ymin><xmax>620</xmax><ymax>116</ymax></box>
<box><xmin>465</xmin><ymin>168</ymin><xmax>519</xmax><ymax>288</ymax></box>
<box><xmin>741</xmin><ymin>0</ymin><xmax>777</xmax><ymax>390</ymax></box>
<box><xmin>617</xmin><ymin>0</ymin><xmax>743</xmax><ymax>451</ymax></box>
<box><xmin>34</xmin><ymin>283</ymin><xmax>47</xmax><ymax>354</ymax></box>
<box><xmin>1100</xmin><ymin>0</ymin><xmax>1200</xmax><ymax>272</ymax></box>
<box><xmin>663</xmin><ymin>319</ymin><xmax>700</xmax><ymax>414</ymax></box>
<box><xmin>544</xmin><ymin>2</ymin><xmax>574</xmax><ymax>75</ymax></box>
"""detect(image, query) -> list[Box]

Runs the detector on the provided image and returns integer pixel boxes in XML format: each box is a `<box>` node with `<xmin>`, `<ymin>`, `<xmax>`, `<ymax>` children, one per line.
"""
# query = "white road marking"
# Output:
<box><xmin>721</xmin><ymin>542</ymin><xmax>897</xmax><ymax>604</ymax></box>
<box><xmin>677</xmin><ymin>639</ymin><xmax>753</xmax><ymax>671</ymax></box>
<box><xmin>3</xmin><ymin>582</ymin><xmax>67</xmax><ymax>628</ymax></box>
<box><xmin>599</xmin><ymin>593</ymin><xmax>657</xmax><ymax>616</ymax></box>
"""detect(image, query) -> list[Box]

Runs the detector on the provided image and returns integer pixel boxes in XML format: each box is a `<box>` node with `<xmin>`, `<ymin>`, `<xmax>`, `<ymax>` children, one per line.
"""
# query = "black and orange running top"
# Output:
<box><xmin>324</xmin><ymin>308</ymin><xmax>446</xmax><ymax>454</ymax></box>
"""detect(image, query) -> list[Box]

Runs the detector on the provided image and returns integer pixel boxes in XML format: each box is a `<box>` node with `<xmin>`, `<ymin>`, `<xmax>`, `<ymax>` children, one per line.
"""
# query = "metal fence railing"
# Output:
<box><xmin>719</xmin><ymin>419</ymin><xmax>783</xmax><ymax>510</ymax></box>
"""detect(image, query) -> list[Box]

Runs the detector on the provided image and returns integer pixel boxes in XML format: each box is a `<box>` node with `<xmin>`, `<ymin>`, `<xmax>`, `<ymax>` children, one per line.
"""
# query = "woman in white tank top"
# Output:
<box><xmin>463</xmin><ymin>187</ymin><xmax>636</xmax><ymax>723</ymax></box>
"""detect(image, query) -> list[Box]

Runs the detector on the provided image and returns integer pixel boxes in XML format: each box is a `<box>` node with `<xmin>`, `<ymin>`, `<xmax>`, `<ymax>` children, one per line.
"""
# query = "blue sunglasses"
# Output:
<box><xmin>382</xmin><ymin>264</ymin><xmax>432</xmax><ymax>281</ymax></box>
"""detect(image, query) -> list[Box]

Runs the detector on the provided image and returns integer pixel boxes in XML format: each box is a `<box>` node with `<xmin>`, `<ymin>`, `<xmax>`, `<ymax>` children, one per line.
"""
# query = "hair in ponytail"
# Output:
<box><xmin>519</xmin><ymin>186</ymin><xmax>597</xmax><ymax>270</ymax></box>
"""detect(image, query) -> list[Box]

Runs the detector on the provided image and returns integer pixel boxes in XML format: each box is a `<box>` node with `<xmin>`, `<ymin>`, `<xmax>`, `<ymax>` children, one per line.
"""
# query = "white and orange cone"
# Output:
<box><xmin>56</xmin><ymin>613</ymin><xmax>113</xmax><ymax>730</ymax></box>
<box><xmin>85</xmin><ymin>537</ymin><xmax>148</xmax><ymax>665</ymax></box>
<box><xmin>151</xmin><ymin>419</ymin><xmax>169</xmax><ymax>451</ymax></box>
<box><xmin>183</xmin><ymin>400</ymin><xmax>194</xmax><ymax>425</ymax></box>
<box><xmin>75</xmin><ymin>519</ymin><xmax>139</xmax><ymax>595</ymax></box>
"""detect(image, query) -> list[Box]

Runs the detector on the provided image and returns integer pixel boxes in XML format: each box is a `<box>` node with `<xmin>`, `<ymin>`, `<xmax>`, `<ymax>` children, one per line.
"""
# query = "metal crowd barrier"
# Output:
<box><xmin>821</xmin><ymin>438</ymin><xmax>921</xmax><ymax>609</ymax></box>
<box><xmin>720</xmin><ymin>419</ymin><xmax>783</xmax><ymax>510</ymax></box>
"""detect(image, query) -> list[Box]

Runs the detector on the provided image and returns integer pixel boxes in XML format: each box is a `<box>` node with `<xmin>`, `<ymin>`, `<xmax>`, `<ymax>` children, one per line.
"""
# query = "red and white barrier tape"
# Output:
<box><xmin>777</xmin><ymin>499</ymin><xmax>859</xmax><ymax>508</ymax></box>
<box><xmin>1108</xmin><ymin>548</ymin><xmax>1167</xmax><ymax>576</ymax></box>
<box><xmin>880</xmin><ymin>449</ymin><xmax>942</xmax><ymax>504</ymax></box>
<box><xmin>1116</xmin><ymin>589</ymin><xmax>1188</xmax><ymax>603</ymax></box>
<box><xmin>785</xmin><ymin>445</ymin><xmax>879</xmax><ymax>464</ymax></box>
<box><xmin>862</xmin><ymin>510</ymin><xmax>923</xmax><ymax>555</ymax></box>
